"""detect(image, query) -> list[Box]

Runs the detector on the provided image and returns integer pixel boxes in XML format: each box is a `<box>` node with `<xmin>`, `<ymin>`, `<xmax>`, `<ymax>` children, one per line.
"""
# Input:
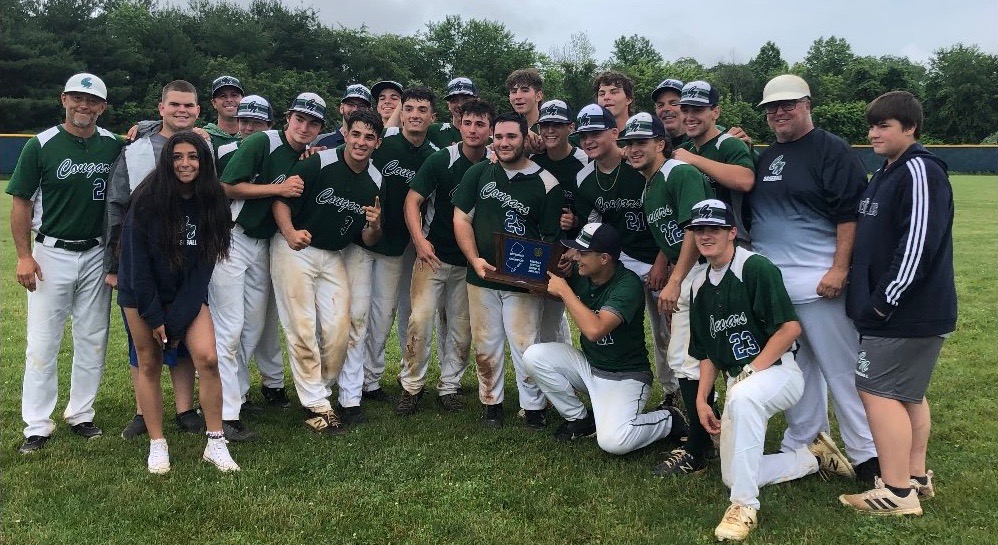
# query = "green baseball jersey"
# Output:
<box><xmin>215</xmin><ymin>140</ymin><xmax>240</xmax><ymax>175</ymax></box>
<box><xmin>6</xmin><ymin>125</ymin><xmax>123</xmax><ymax>240</ymax></box>
<box><xmin>567</xmin><ymin>264</ymin><xmax>649</xmax><ymax>373</ymax></box>
<box><xmin>220</xmin><ymin>129</ymin><xmax>303</xmax><ymax>239</ymax></box>
<box><xmin>409</xmin><ymin>143</ymin><xmax>489</xmax><ymax>267</ymax></box>
<box><xmin>203</xmin><ymin>122</ymin><xmax>241</xmax><ymax>151</ymax></box>
<box><xmin>426</xmin><ymin>122</ymin><xmax>462</xmax><ymax>149</ymax></box>
<box><xmin>574</xmin><ymin>160</ymin><xmax>658</xmax><ymax>264</ymax></box>
<box><xmin>689</xmin><ymin>249</ymin><xmax>798</xmax><ymax>377</ymax></box>
<box><xmin>680</xmin><ymin>132</ymin><xmax>754</xmax><ymax>213</ymax></box>
<box><xmin>643</xmin><ymin>158</ymin><xmax>713</xmax><ymax>263</ymax></box>
<box><xmin>452</xmin><ymin>159</ymin><xmax>565</xmax><ymax>292</ymax></box>
<box><xmin>530</xmin><ymin>146</ymin><xmax>589</xmax><ymax>210</ymax></box>
<box><xmin>283</xmin><ymin>147</ymin><xmax>382</xmax><ymax>251</ymax></box>
<box><xmin>364</xmin><ymin>128</ymin><xmax>438</xmax><ymax>256</ymax></box>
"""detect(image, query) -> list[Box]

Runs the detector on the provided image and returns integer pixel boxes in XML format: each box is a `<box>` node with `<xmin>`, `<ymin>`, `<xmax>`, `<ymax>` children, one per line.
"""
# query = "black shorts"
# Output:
<box><xmin>855</xmin><ymin>336</ymin><xmax>944</xmax><ymax>403</ymax></box>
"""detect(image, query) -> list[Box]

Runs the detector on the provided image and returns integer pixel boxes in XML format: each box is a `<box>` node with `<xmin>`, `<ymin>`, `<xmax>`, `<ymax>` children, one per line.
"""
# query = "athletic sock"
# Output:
<box><xmin>206</xmin><ymin>430</ymin><xmax>224</xmax><ymax>440</ymax></box>
<box><xmin>886</xmin><ymin>484</ymin><xmax>912</xmax><ymax>497</ymax></box>
<box><xmin>911</xmin><ymin>474</ymin><xmax>929</xmax><ymax>485</ymax></box>
<box><xmin>677</xmin><ymin>378</ymin><xmax>714</xmax><ymax>462</ymax></box>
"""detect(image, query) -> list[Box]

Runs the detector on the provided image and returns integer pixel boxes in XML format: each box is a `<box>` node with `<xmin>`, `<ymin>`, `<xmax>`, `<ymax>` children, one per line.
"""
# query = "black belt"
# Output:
<box><xmin>35</xmin><ymin>233</ymin><xmax>100</xmax><ymax>252</ymax></box>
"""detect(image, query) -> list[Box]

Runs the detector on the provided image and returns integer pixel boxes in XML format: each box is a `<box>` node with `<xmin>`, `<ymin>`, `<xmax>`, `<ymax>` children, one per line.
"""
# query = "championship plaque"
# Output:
<box><xmin>483</xmin><ymin>232</ymin><xmax>564</xmax><ymax>294</ymax></box>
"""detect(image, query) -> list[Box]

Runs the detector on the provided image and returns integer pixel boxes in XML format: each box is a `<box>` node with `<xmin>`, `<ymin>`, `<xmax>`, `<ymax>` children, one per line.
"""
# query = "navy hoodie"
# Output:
<box><xmin>117</xmin><ymin>197</ymin><xmax>215</xmax><ymax>341</ymax></box>
<box><xmin>846</xmin><ymin>143</ymin><xmax>957</xmax><ymax>337</ymax></box>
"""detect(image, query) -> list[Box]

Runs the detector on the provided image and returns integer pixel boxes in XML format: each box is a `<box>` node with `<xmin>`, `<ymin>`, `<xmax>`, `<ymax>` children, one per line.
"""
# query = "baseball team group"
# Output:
<box><xmin>8</xmin><ymin>63</ymin><xmax>956</xmax><ymax>541</ymax></box>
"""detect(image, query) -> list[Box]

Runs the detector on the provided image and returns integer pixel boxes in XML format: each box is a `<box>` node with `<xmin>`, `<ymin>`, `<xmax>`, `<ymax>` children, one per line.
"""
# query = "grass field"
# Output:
<box><xmin>2</xmin><ymin>176</ymin><xmax>996</xmax><ymax>545</ymax></box>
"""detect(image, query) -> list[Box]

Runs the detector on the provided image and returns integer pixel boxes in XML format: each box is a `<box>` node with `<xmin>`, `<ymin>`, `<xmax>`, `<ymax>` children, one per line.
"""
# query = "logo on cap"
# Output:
<box><xmin>81</xmin><ymin>77</ymin><xmax>93</xmax><ymax>89</ymax></box>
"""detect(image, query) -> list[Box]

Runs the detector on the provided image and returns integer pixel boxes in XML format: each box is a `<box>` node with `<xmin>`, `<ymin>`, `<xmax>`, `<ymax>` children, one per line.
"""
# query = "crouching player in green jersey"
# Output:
<box><xmin>687</xmin><ymin>199</ymin><xmax>853</xmax><ymax>542</ymax></box>
<box><xmin>271</xmin><ymin>109</ymin><xmax>384</xmax><ymax>436</ymax></box>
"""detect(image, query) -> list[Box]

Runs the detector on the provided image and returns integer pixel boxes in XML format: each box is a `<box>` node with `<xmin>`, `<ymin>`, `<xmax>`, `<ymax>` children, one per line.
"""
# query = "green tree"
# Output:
<box><xmin>923</xmin><ymin>44</ymin><xmax>998</xmax><ymax>143</ymax></box>
<box><xmin>802</xmin><ymin>36</ymin><xmax>855</xmax><ymax>101</ymax></box>
<box><xmin>542</xmin><ymin>33</ymin><xmax>598</xmax><ymax>112</ymax></box>
<box><xmin>609</xmin><ymin>34</ymin><xmax>662</xmax><ymax>68</ymax></box>
<box><xmin>747</xmin><ymin>41</ymin><xmax>789</xmax><ymax>101</ymax></box>
<box><xmin>811</xmin><ymin>101</ymin><xmax>868</xmax><ymax>144</ymax></box>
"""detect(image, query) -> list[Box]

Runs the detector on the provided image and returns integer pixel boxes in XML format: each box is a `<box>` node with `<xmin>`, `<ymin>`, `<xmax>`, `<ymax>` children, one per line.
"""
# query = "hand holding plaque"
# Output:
<box><xmin>482</xmin><ymin>232</ymin><xmax>564</xmax><ymax>294</ymax></box>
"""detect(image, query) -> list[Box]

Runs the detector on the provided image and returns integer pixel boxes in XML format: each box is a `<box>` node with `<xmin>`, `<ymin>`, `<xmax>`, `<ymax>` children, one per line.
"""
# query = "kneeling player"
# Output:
<box><xmin>687</xmin><ymin>200</ymin><xmax>853</xmax><ymax>542</ymax></box>
<box><xmin>523</xmin><ymin>223</ymin><xmax>687</xmax><ymax>453</ymax></box>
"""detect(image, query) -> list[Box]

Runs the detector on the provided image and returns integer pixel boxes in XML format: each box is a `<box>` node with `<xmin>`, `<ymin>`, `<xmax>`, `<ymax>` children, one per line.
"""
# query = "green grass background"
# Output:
<box><xmin>2</xmin><ymin>176</ymin><xmax>996</xmax><ymax>544</ymax></box>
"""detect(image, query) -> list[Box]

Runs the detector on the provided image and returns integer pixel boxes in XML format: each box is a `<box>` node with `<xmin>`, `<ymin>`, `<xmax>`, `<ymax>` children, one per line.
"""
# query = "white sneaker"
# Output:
<box><xmin>911</xmin><ymin>470</ymin><xmax>935</xmax><ymax>498</ymax></box>
<box><xmin>714</xmin><ymin>503</ymin><xmax>757</xmax><ymax>541</ymax></box>
<box><xmin>148</xmin><ymin>438</ymin><xmax>170</xmax><ymax>474</ymax></box>
<box><xmin>203</xmin><ymin>437</ymin><xmax>240</xmax><ymax>472</ymax></box>
<box><xmin>839</xmin><ymin>477</ymin><xmax>923</xmax><ymax>516</ymax></box>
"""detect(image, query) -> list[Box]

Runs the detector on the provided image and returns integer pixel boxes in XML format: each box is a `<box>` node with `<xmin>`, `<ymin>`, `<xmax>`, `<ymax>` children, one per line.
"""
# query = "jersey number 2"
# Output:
<box><xmin>92</xmin><ymin>178</ymin><xmax>106</xmax><ymax>201</ymax></box>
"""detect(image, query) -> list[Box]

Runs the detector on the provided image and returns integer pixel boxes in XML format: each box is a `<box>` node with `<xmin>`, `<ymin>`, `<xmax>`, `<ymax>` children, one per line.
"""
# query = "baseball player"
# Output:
<box><xmin>203</xmin><ymin>75</ymin><xmax>244</xmax><ymax>150</ymax></box>
<box><xmin>452</xmin><ymin>112</ymin><xmax>565</xmax><ymax>429</ymax></box>
<box><xmin>672</xmin><ymin>81</ymin><xmax>755</xmax><ymax>248</ymax></box>
<box><xmin>272</xmin><ymin>108</ymin><xmax>384</xmax><ymax>436</ymax></box>
<box><xmin>571</xmin><ymin>104</ymin><xmax>679</xmax><ymax>408</ymax></box>
<box><xmin>425</xmin><ymin>77</ymin><xmax>478</xmax><ymax>148</ymax></box>
<box><xmin>105</xmin><ymin>80</ymin><xmax>208</xmax><ymax>440</ymax></box>
<box><xmin>839</xmin><ymin>91</ymin><xmax>956</xmax><ymax>515</ymax></box>
<box><xmin>651</xmin><ymin>78</ymin><xmax>687</xmax><ymax>148</ymax></box>
<box><xmin>523</xmin><ymin>223</ymin><xmax>688</xmax><ymax>453</ymax></box>
<box><xmin>396</xmin><ymin>98</ymin><xmax>496</xmax><ymax>415</ymax></box>
<box><xmin>529</xmin><ymin>99</ymin><xmax>588</xmax><ymax>344</ymax></box>
<box><xmin>617</xmin><ymin>112</ymin><xmax>718</xmax><ymax>475</ymax></box>
<box><xmin>750</xmin><ymin>74</ymin><xmax>879</xmax><ymax>483</ymax></box>
<box><xmin>8</xmin><ymin>73</ymin><xmax>124</xmax><ymax>453</ymax></box>
<box><xmin>314</xmin><ymin>84</ymin><xmax>372</xmax><ymax>149</ymax></box>
<box><xmin>372</xmin><ymin>80</ymin><xmax>403</xmax><ymax>125</ymax></box>
<box><xmin>506</xmin><ymin>69</ymin><xmax>544</xmax><ymax>128</ymax></box>
<box><xmin>213</xmin><ymin>92</ymin><xmax>325</xmax><ymax>438</ymax></box>
<box><xmin>685</xmin><ymin>199</ymin><xmax>853</xmax><ymax>542</ymax></box>
<box><xmin>339</xmin><ymin>86</ymin><xmax>439</xmax><ymax>423</ymax></box>
<box><xmin>594</xmin><ymin>71</ymin><xmax>634</xmax><ymax>132</ymax></box>
<box><xmin>213</xmin><ymin>94</ymin><xmax>291</xmax><ymax>419</ymax></box>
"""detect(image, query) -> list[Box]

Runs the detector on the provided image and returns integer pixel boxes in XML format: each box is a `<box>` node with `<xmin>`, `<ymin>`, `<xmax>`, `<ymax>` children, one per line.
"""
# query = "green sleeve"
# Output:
<box><xmin>603</xmin><ymin>273</ymin><xmax>644</xmax><ymax>324</ymax></box>
<box><xmin>538</xmin><ymin>182</ymin><xmax>565</xmax><ymax>243</ymax></box>
<box><xmin>220</xmin><ymin>132</ymin><xmax>268</xmax><ymax>184</ymax></box>
<box><xmin>719</xmin><ymin>137</ymin><xmax>755</xmax><ymax>170</ymax></box>
<box><xmin>5</xmin><ymin>138</ymin><xmax>42</xmax><ymax>198</ymax></box>
<box><xmin>674</xmin><ymin>165</ymin><xmax>714</xmax><ymax>225</ymax></box>
<box><xmin>453</xmin><ymin>161</ymin><xmax>487</xmax><ymax>214</ymax></box>
<box><xmin>746</xmin><ymin>254</ymin><xmax>799</xmax><ymax>337</ymax></box>
<box><xmin>409</xmin><ymin>150</ymin><xmax>443</xmax><ymax>198</ymax></box>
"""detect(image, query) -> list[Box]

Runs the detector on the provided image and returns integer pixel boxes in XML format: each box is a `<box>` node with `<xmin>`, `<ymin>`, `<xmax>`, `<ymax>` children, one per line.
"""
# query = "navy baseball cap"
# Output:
<box><xmin>211</xmin><ymin>76</ymin><xmax>244</xmax><ymax>97</ymax></box>
<box><xmin>342</xmin><ymin>84</ymin><xmax>373</xmax><ymax>106</ymax></box>
<box><xmin>618</xmin><ymin>112</ymin><xmax>667</xmax><ymax>140</ymax></box>
<box><xmin>445</xmin><ymin>77</ymin><xmax>478</xmax><ymax>99</ymax></box>
<box><xmin>651</xmin><ymin>78</ymin><xmax>684</xmax><ymax>102</ymax></box>
<box><xmin>371</xmin><ymin>80</ymin><xmax>403</xmax><ymax>99</ymax></box>
<box><xmin>538</xmin><ymin>100</ymin><xmax>571</xmax><ymax>124</ymax></box>
<box><xmin>687</xmin><ymin>199</ymin><xmax>735</xmax><ymax>229</ymax></box>
<box><xmin>562</xmin><ymin>223</ymin><xmax>621</xmax><ymax>259</ymax></box>
<box><xmin>679</xmin><ymin>81</ymin><xmax>720</xmax><ymax>107</ymax></box>
<box><xmin>571</xmin><ymin>104</ymin><xmax>616</xmax><ymax>135</ymax></box>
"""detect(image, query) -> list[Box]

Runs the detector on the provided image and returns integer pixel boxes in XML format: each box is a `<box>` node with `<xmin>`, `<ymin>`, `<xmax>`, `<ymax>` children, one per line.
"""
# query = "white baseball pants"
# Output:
<box><xmin>22</xmin><ymin>243</ymin><xmax>111</xmax><ymax>438</ymax></box>
<box><xmin>466</xmin><ymin>284</ymin><xmax>544</xmax><ymax>409</ymax></box>
<box><xmin>271</xmin><ymin>241</ymin><xmax>351</xmax><ymax>413</ymax></box>
<box><xmin>399</xmin><ymin>261</ymin><xmax>471</xmax><ymax>395</ymax></box>
<box><xmin>781</xmin><ymin>297</ymin><xmax>877</xmax><ymax>464</ymax></box>
<box><xmin>539</xmin><ymin>299</ymin><xmax>571</xmax><ymax>344</ymax></box>
<box><xmin>666</xmin><ymin>262</ymin><xmax>709</xmax><ymax>380</ymax></box>
<box><xmin>720</xmin><ymin>354</ymin><xmax>818</xmax><ymax>510</ymax></box>
<box><xmin>620</xmin><ymin>252</ymin><xmax>678</xmax><ymax>395</ymax></box>
<box><xmin>209</xmin><ymin>226</ymin><xmax>284</xmax><ymax>421</ymax></box>
<box><xmin>523</xmin><ymin>342</ymin><xmax>677</xmax><ymax>455</ymax></box>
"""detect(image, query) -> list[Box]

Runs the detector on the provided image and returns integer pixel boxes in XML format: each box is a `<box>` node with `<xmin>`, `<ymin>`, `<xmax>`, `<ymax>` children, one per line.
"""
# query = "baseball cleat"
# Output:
<box><xmin>524</xmin><ymin>409</ymin><xmax>548</xmax><ymax>430</ymax></box>
<box><xmin>395</xmin><ymin>389</ymin><xmax>424</xmax><ymax>416</ymax></box>
<box><xmin>714</xmin><ymin>503</ymin><xmax>757</xmax><ymax>541</ymax></box>
<box><xmin>481</xmin><ymin>402</ymin><xmax>504</xmax><ymax>429</ymax></box>
<box><xmin>652</xmin><ymin>448</ymin><xmax>707</xmax><ymax>476</ymax></box>
<box><xmin>18</xmin><ymin>435</ymin><xmax>49</xmax><ymax>454</ymax></box>
<box><xmin>70</xmin><ymin>421</ymin><xmax>103</xmax><ymax>439</ymax></box>
<box><xmin>303</xmin><ymin>409</ymin><xmax>347</xmax><ymax>435</ymax></box>
<box><xmin>261</xmin><ymin>386</ymin><xmax>292</xmax><ymax>408</ymax></box>
<box><xmin>839</xmin><ymin>478</ymin><xmax>922</xmax><ymax>516</ymax></box>
<box><xmin>436</xmin><ymin>393</ymin><xmax>465</xmax><ymax>413</ymax></box>
<box><xmin>553</xmin><ymin>413</ymin><xmax>596</xmax><ymax>441</ymax></box>
<box><xmin>147</xmin><ymin>438</ymin><xmax>170</xmax><ymax>474</ymax></box>
<box><xmin>809</xmin><ymin>431</ymin><xmax>855</xmax><ymax>479</ymax></box>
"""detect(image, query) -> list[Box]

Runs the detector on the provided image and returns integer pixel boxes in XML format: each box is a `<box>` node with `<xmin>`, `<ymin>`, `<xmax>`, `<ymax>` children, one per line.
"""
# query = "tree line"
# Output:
<box><xmin>4</xmin><ymin>0</ymin><xmax>997</xmax><ymax>144</ymax></box>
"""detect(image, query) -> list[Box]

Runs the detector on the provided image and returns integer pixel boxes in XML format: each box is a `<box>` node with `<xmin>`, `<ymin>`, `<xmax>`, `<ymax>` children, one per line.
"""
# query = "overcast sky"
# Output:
<box><xmin>167</xmin><ymin>0</ymin><xmax>997</xmax><ymax>65</ymax></box>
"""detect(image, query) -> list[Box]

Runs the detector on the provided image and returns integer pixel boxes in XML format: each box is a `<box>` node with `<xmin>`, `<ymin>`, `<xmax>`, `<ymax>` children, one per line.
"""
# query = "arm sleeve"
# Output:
<box><xmin>870</xmin><ymin>158</ymin><xmax>953</xmax><ymax>312</ymax></box>
<box><xmin>220</xmin><ymin>132</ymin><xmax>266</xmax><ymax>184</ymax></box>
<box><xmin>409</xmin><ymin>152</ymin><xmax>441</xmax><ymax>198</ymax></box>
<box><xmin>452</xmin><ymin>161</ymin><xmax>485</xmax><ymax>214</ymax></box>
<box><xmin>283</xmin><ymin>154</ymin><xmax>319</xmax><ymax>218</ymax></box>
<box><xmin>121</xmin><ymin>210</ymin><xmax>165</xmax><ymax>329</ymax></box>
<box><xmin>675</xmin><ymin>166</ymin><xmax>714</xmax><ymax>225</ymax></box>
<box><xmin>602</xmin><ymin>274</ymin><xmax>645</xmax><ymax>325</ymax></box>
<box><xmin>819</xmin><ymin>135</ymin><xmax>867</xmax><ymax>223</ymax></box>
<box><xmin>103</xmin><ymin>152</ymin><xmax>131</xmax><ymax>274</ymax></box>
<box><xmin>720</xmin><ymin>137</ymin><xmax>756</xmax><ymax>170</ymax></box>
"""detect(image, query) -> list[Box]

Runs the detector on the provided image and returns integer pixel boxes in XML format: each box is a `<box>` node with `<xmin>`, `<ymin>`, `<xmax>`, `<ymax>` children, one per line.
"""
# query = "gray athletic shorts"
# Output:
<box><xmin>855</xmin><ymin>336</ymin><xmax>944</xmax><ymax>403</ymax></box>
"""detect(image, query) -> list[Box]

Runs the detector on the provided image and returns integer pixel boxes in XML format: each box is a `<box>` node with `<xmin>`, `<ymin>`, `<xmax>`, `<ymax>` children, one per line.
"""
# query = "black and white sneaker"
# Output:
<box><xmin>71</xmin><ymin>421</ymin><xmax>103</xmax><ymax>439</ymax></box>
<box><xmin>18</xmin><ymin>435</ymin><xmax>49</xmax><ymax>454</ymax></box>
<box><xmin>652</xmin><ymin>448</ymin><xmax>708</xmax><ymax>476</ymax></box>
<box><xmin>553</xmin><ymin>414</ymin><xmax>596</xmax><ymax>441</ymax></box>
